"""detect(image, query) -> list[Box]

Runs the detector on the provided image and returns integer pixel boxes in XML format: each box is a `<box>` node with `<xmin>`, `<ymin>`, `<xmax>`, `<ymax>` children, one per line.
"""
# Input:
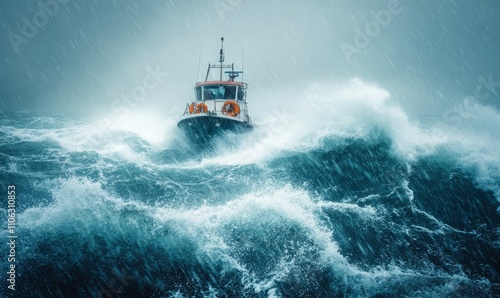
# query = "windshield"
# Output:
<box><xmin>202</xmin><ymin>85</ymin><xmax>237</xmax><ymax>100</ymax></box>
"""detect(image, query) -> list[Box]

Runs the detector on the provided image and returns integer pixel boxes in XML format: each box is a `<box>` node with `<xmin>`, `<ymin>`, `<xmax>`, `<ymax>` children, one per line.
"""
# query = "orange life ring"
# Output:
<box><xmin>189</xmin><ymin>102</ymin><xmax>208</xmax><ymax>114</ymax></box>
<box><xmin>222</xmin><ymin>100</ymin><xmax>240</xmax><ymax>117</ymax></box>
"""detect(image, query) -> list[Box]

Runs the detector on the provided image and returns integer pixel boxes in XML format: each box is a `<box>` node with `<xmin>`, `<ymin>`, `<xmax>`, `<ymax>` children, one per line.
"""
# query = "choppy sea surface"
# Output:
<box><xmin>1</xmin><ymin>80</ymin><xmax>499</xmax><ymax>297</ymax></box>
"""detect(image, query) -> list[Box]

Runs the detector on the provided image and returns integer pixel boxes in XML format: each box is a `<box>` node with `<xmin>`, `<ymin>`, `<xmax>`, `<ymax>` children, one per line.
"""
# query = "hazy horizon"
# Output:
<box><xmin>1</xmin><ymin>0</ymin><xmax>499</xmax><ymax>120</ymax></box>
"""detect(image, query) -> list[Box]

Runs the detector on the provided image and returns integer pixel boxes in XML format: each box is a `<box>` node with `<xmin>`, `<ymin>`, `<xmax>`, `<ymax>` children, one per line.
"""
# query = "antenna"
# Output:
<box><xmin>196</xmin><ymin>42</ymin><xmax>202</xmax><ymax>82</ymax></box>
<box><xmin>219</xmin><ymin>37</ymin><xmax>224</xmax><ymax>80</ymax></box>
<box><xmin>241</xmin><ymin>30</ymin><xmax>244</xmax><ymax>83</ymax></box>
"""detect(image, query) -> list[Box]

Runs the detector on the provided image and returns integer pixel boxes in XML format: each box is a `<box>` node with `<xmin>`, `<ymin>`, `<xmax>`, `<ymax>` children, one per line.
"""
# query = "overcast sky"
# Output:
<box><xmin>0</xmin><ymin>0</ymin><xmax>499</xmax><ymax>118</ymax></box>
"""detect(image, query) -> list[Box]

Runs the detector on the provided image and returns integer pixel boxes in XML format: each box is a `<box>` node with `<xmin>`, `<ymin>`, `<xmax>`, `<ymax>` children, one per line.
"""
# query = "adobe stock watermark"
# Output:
<box><xmin>212</xmin><ymin>0</ymin><xmax>243</xmax><ymax>21</ymax></box>
<box><xmin>339</xmin><ymin>0</ymin><xmax>403</xmax><ymax>63</ymax></box>
<box><xmin>98</xmin><ymin>65</ymin><xmax>168</xmax><ymax>131</ymax></box>
<box><xmin>7</xmin><ymin>0</ymin><xmax>71</xmax><ymax>54</ymax></box>
<box><xmin>423</xmin><ymin>72</ymin><xmax>500</xmax><ymax>152</ymax></box>
<box><xmin>76</xmin><ymin>65</ymin><xmax>167</xmax><ymax>149</ymax></box>
<box><xmin>441</xmin><ymin>73</ymin><xmax>499</xmax><ymax>130</ymax></box>
<box><xmin>6</xmin><ymin>185</ymin><xmax>17</xmax><ymax>292</ymax></box>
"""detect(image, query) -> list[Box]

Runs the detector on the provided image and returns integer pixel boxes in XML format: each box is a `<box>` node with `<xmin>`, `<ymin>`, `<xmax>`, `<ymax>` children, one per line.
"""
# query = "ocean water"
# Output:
<box><xmin>1</xmin><ymin>80</ymin><xmax>499</xmax><ymax>297</ymax></box>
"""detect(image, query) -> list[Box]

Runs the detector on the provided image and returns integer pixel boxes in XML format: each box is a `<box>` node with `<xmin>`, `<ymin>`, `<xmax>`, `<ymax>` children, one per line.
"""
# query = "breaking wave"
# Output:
<box><xmin>1</xmin><ymin>79</ymin><xmax>499</xmax><ymax>297</ymax></box>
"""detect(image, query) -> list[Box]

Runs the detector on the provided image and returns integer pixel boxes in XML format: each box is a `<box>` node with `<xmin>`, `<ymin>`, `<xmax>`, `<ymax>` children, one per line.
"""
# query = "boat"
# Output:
<box><xmin>177</xmin><ymin>37</ymin><xmax>253</xmax><ymax>144</ymax></box>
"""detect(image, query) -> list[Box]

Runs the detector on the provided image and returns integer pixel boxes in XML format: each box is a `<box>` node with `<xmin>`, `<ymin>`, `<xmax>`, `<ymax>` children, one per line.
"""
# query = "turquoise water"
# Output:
<box><xmin>1</xmin><ymin>82</ymin><xmax>499</xmax><ymax>297</ymax></box>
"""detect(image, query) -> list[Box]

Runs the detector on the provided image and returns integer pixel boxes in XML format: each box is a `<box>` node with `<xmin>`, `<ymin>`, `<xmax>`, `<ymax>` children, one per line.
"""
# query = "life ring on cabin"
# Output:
<box><xmin>189</xmin><ymin>102</ymin><xmax>208</xmax><ymax>114</ymax></box>
<box><xmin>222</xmin><ymin>100</ymin><xmax>240</xmax><ymax>117</ymax></box>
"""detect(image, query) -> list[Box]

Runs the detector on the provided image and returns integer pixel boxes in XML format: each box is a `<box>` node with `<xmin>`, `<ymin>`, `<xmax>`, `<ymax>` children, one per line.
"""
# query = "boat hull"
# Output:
<box><xmin>177</xmin><ymin>114</ymin><xmax>252</xmax><ymax>144</ymax></box>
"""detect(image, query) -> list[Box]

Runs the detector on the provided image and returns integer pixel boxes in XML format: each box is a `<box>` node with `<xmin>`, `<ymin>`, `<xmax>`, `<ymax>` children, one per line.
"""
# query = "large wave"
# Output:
<box><xmin>1</xmin><ymin>78</ymin><xmax>499</xmax><ymax>297</ymax></box>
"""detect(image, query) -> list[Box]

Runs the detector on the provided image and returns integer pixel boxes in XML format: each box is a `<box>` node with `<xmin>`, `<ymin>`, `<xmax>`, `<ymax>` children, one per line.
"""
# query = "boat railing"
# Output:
<box><xmin>181</xmin><ymin>99</ymin><xmax>252</xmax><ymax>124</ymax></box>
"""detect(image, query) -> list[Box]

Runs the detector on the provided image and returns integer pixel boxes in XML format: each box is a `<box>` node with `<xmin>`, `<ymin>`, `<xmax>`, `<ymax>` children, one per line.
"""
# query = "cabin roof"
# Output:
<box><xmin>195</xmin><ymin>80</ymin><xmax>244</xmax><ymax>87</ymax></box>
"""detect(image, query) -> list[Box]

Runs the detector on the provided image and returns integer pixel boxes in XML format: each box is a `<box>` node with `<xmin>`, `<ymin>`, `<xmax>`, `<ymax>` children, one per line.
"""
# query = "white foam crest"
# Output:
<box><xmin>426</xmin><ymin>99</ymin><xmax>500</xmax><ymax>202</ymax></box>
<box><xmin>152</xmin><ymin>185</ymin><xmax>331</xmax><ymax>238</ymax></box>
<box><xmin>158</xmin><ymin>185</ymin><xmax>452</xmax><ymax>297</ymax></box>
<box><xmin>345</xmin><ymin>265</ymin><xmax>473</xmax><ymax>297</ymax></box>
<box><xmin>3</xmin><ymin>109</ymin><xmax>187</xmax><ymax>165</ymax></box>
<box><xmin>3</xmin><ymin>116</ymin><xmax>173</xmax><ymax>166</ymax></box>
<box><xmin>302</xmin><ymin>78</ymin><xmax>446</xmax><ymax>161</ymax></box>
<box><xmin>245</xmin><ymin>258</ymin><xmax>294</xmax><ymax>296</ymax></box>
<box><xmin>1</xmin><ymin>126</ymin><xmax>57</xmax><ymax>143</ymax></box>
<box><xmin>55</xmin><ymin>125</ymin><xmax>155</xmax><ymax>166</ymax></box>
<box><xmin>317</xmin><ymin>201</ymin><xmax>378</xmax><ymax>217</ymax></box>
<box><xmin>193</xmin><ymin>80</ymin><xmax>500</xmax><ymax>202</ymax></box>
<box><xmin>195</xmin><ymin>78</ymin><xmax>434</xmax><ymax>166</ymax></box>
<box><xmin>94</xmin><ymin>109</ymin><xmax>181</xmax><ymax>149</ymax></box>
<box><xmin>17</xmin><ymin>178</ymin><xmax>480</xmax><ymax>296</ymax></box>
<box><xmin>152</xmin><ymin>185</ymin><xmax>349</xmax><ymax>287</ymax></box>
<box><xmin>19</xmin><ymin>177</ymin><xmax>138</xmax><ymax>229</ymax></box>
<box><xmin>20</xmin><ymin>179</ymin><xmax>347</xmax><ymax>294</ymax></box>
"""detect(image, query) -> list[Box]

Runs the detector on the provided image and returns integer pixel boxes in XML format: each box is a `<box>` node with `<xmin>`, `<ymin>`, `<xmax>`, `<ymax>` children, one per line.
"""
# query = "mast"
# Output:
<box><xmin>219</xmin><ymin>37</ymin><xmax>224</xmax><ymax>81</ymax></box>
<box><xmin>203</xmin><ymin>37</ymin><xmax>241</xmax><ymax>82</ymax></box>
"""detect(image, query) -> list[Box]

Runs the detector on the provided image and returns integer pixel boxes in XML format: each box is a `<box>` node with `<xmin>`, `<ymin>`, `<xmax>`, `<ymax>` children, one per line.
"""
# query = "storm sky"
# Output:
<box><xmin>0</xmin><ymin>0</ymin><xmax>499</xmax><ymax>118</ymax></box>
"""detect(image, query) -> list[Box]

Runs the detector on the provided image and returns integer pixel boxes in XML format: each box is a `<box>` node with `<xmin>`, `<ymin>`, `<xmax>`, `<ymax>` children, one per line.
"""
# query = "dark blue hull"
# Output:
<box><xmin>177</xmin><ymin>115</ymin><xmax>252</xmax><ymax>145</ymax></box>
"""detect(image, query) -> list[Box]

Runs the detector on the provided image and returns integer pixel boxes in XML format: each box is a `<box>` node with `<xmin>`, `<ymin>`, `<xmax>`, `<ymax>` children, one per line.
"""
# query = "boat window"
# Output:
<box><xmin>203</xmin><ymin>86</ymin><xmax>218</xmax><ymax>99</ymax></box>
<box><xmin>237</xmin><ymin>87</ymin><xmax>244</xmax><ymax>101</ymax></box>
<box><xmin>195</xmin><ymin>87</ymin><xmax>202</xmax><ymax>101</ymax></box>
<box><xmin>223</xmin><ymin>86</ymin><xmax>236</xmax><ymax>99</ymax></box>
<box><xmin>202</xmin><ymin>85</ymin><xmax>237</xmax><ymax>100</ymax></box>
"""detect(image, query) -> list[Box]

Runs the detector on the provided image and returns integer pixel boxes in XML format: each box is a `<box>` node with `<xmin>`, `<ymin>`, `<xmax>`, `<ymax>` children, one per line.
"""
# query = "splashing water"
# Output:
<box><xmin>0</xmin><ymin>79</ymin><xmax>499</xmax><ymax>297</ymax></box>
